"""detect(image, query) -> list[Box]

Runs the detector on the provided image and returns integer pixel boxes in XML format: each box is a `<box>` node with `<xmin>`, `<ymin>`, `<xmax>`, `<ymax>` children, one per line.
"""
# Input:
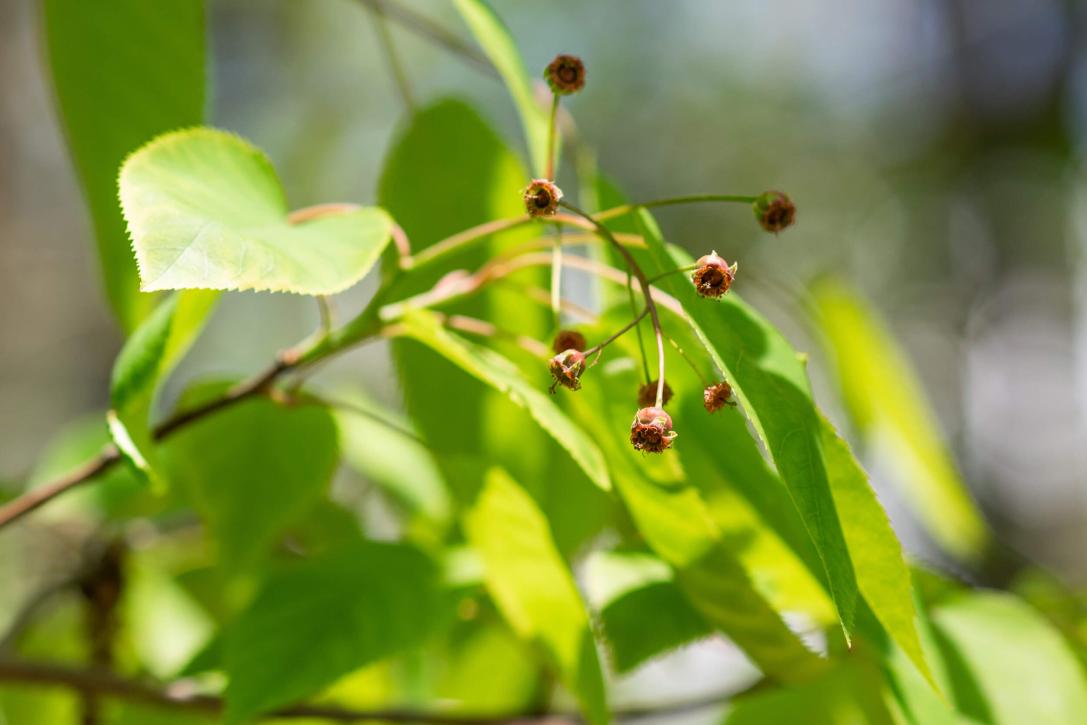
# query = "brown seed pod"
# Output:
<box><xmin>548</xmin><ymin>348</ymin><xmax>586</xmax><ymax>392</ymax></box>
<box><xmin>703</xmin><ymin>381</ymin><xmax>736</xmax><ymax>413</ymax></box>
<box><xmin>637</xmin><ymin>379</ymin><xmax>673</xmax><ymax>407</ymax></box>
<box><xmin>691</xmin><ymin>252</ymin><xmax>738</xmax><ymax>299</ymax></box>
<box><xmin>752</xmin><ymin>191</ymin><xmax>796</xmax><ymax>233</ymax></box>
<box><xmin>630</xmin><ymin>406</ymin><xmax>677</xmax><ymax>453</ymax></box>
<box><xmin>552</xmin><ymin>329</ymin><xmax>586</xmax><ymax>354</ymax></box>
<box><xmin>523</xmin><ymin>178</ymin><xmax>563</xmax><ymax>217</ymax></box>
<box><xmin>545</xmin><ymin>54</ymin><xmax>586</xmax><ymax>95</ymax></box>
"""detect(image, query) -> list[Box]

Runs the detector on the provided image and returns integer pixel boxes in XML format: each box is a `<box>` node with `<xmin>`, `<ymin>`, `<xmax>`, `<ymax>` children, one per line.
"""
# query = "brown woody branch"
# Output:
<box><xmin>0</xmin><ymin>658</ymin><xmax>738</xmax><ymax>723</ymax></box>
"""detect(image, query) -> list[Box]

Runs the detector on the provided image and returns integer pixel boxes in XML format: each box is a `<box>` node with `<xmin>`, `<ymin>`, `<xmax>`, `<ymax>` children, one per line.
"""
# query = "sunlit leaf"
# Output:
<box><xmin>120</xmin><ymin>128</ymin><xmax>392</xmax><ymax>294</ymax></box>
<box><xmin>223</xmin><ymin>540</ymin><xmax>443</xmax><ymax>722</ymax></box>
<box><xmin>819</xmin><ymin>416</ymin><xmax>934</xmax><ymax>685</ymax></box>
<box><xmin>633</xmin><ymin>210</ymin><xmax>858</xmax><ymax>635</ymax></box>
<box><xmin>42</xmin><ymin>0</ymin><xmax>205</xmax><ymax>331</ymax></box>
<box><xmin>108</xmin><ymin>290</ymin><xmax>218</xmax><ymax>484</ymax></box>
<box><xmin>723</xmin><ymin>661</ymin><xmax>898</xmax><ymax>725</ymax></box>
<box><xmin>927</xmin><ymin>592</ymin><xmax>1087</xmax><ymax>724</ymax></box>
<box><xmin>334</xmin><ymin>392</ymin><xmax>450</xmax><ymax>528</ymax></box>
<box><xmin>394</xmin><ymin>310</ymin><xmax>609</xmax><ymax>491</ymax></box>
<box><xmin>452</xmin><ymin>0</ymin><xmax>551</xmax><ymax>176</ymax></box>
<box><xmin>379</xmin><ymin>99</ymin><xmax>610</xmax><ymax>555</ymax></box>
<box><xmin>811</xmin><ymin>280</ymin><xmax>991</xmax><ymax>563</ymax></box>
<box><xmin>464</xmin><ymin>468</ymin><xmax>608</xmax><ymax>724</ymax></box>
<box><xmin>563</xmin><ymin>348</ymin><xmax>825</xmax><ymax>682</ymax></box>
<box><xmin>161</xmin><ymin>383</ymin><xmax>340</xmax><ymax>571</ymax></box>
<box><xmin>585</xmin><ymin>550</ymin><xmax>712</xmax><ymax>673</ymax></box>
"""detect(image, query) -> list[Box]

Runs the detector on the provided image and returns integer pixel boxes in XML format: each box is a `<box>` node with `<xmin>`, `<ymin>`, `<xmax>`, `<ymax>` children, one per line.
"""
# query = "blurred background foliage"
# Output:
<box><xmin>1</xmin><ymin>0</ymin><xmax>1086</xmax><ymax>722</ymax></box>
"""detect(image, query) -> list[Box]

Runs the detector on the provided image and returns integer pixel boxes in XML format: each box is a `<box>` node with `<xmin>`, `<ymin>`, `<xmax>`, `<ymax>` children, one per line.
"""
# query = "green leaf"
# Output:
<box><xmin>927</xmin><ymin>592</ymin><xmax>1087</xmax><ymax>724</ymax></box>
<box><xmin>334</xmin><ymin>393</ymin><xmax>450</xmax><ymax>528</ymax></box>
<box><xmin>379</xmin><ymin>99</ymin><xmax>610</xmax><ymax>556</ymax></box>
<box><xmin>452</xmin><ymin>0</ymin><xmax>551</xmax><ymax>176</ymax></box>
<box><xmin>723</xmin><ymin>661</ymin><xmax>898</xmax><ymax>725</ymax></box>
<box><xmin>585</xmin><ymin>551</ymin><xmax>712</xmax><ymax>674</ymax></box>
<box><xmin>819</xmin><ymin>416</ymin><xmax>934</xmax><ymax>686</ymax></box>
<box><xmin>109</xmin><ymin>290</ymin><xmax>219</xmax><ymax>483</ymax></box>
<box><xmin>119</xmin><ymin>128</ymin><xmax>392</xmax><ymax>294</ymax></box>
<box><xmin>223</xmin><ymin>540</ymin><xmax>442</xmax><ymax>722</ymax></box>
<box><xmin>811</xmin><ymin>280</ymin><xmax>991</xmax><ymax>563</ymax></box>
<box><xmin>633</xmin><ymin>210</ymin><xmax>858</xmax><ymax>638</ymax></box>
<box><xmin>394</xmin><ymin>309</ymin><xmax>610</xmax><ymax>491</ymax></box>
<box><xmin>161</xmin><ymin>383</ymin><xmax>340</xmax><ymax>571</ymax></box>
<box><xmin>464</xmin><ymin>468</ymin><xmax>608</xmax><ymax>725</ymax></box>
<box><xmin>42</xmin><ymin>0</ymin><xmax>206</xmax><ymax>332</ymax></box>
<box><xmin>563</xmin><ymin>347</ymin><xmax>825</xmax><ymax>682</ymax></box>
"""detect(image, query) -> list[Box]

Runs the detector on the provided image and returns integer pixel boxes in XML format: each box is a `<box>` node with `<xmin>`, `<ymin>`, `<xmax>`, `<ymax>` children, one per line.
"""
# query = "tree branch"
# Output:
<box><xmin>0</xmin><ymin>658</ymin><xmax>738</xmax><ymax>723</ymax></box>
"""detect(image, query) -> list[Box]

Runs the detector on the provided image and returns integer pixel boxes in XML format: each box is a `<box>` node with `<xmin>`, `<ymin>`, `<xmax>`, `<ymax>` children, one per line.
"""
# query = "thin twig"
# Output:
<box><xmin>593</xmin><ymin>194</ymin><xmax>758</xmax><ymax>223</ymax></box>
<box><xmin>583</xmin><ymin>307</ymin><xmax>650</xmax><ymax>359</ymax></box>
<box><xmin>366</xmin><ymin>0</ymin><xmax>416</xmax><ymax>112</ymax></box>
<box><xmin>0</xmin><ymin>355</ymin><xmax>296</xmax><ymax>532</ymax></box>
<box><xmin>559</xmin><ymin>201</ymin><xmax>667</xmax><ymax>408</ymax></box>
<box><xmin>355</xmin><ymin>0</ymin><xmax>498</xmax><ymax>77</ymax></box>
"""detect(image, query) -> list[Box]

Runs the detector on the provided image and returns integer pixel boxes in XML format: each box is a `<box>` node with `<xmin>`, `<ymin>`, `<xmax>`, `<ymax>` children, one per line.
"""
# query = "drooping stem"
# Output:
<box><xmin>366</xmin><ymin>0</ymin><xmax>415</xmax><ymax>113</ymax></box>
<box><xmin>594</xmin><ymin>193</ymin><xmax>758</xmax><ymax>222</ymax></box>
<box><xmin>558</xmin><ymin>201</ymin><xmax>667</xmax><ymax>408</ymax></box>
<box><xmin>545</xmin><ymin>94</ymin><xmax>560</xmax><ymax>180</ymax></box>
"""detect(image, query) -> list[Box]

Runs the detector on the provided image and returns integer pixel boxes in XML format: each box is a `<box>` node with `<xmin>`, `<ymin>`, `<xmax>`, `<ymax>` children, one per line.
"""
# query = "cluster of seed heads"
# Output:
<box><xmin>527</xmin><ymin>55</ymin><xmax>793</xmax><ymax>453</ymax></box>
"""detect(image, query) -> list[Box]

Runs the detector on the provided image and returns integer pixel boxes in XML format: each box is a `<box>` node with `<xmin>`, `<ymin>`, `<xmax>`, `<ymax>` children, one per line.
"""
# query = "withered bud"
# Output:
<box><xmin>545</xmin><ymin>54</ymin><xmax>585</xmax><ymax>95</ymax></box>
<box><xmin>630</xmin><ymin>406</ymin><xmax>677</xmax><ymax>453</ymax></box>
<box><xmin>552</xmin><ymin>329</ymin><xmax>586</xmax><ymax>354</ymax></box>
<box><xmin>692</xmin><ymin>251</ymin><xmax>737</xmax><ymax>299</ymax></box>
<box><xmin>753</xmin><ymin>191</ymin><xmax>796</xmax><ymax>233</ymax></box>
<box><xmin>637</xmin><ymin>379</ymin><xmax>673</xmax><ymax>407</ymax></box>
<box><xmin>703</xmin><ymin>381</ymin><xmax>736</xmax><ymax>413</ymax></box>
<box><xmin>549</xmin><ymin>348</ymin><xmax>586</xmax><ymax>392</ymax></box>
<box><xmin>524</xmin><ymin>178</ymin><xmax>563</xmax><ymax>217</ymax></box>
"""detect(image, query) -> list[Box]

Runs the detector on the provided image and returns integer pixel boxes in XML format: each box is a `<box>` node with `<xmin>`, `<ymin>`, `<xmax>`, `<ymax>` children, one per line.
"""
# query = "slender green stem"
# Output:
<box><xmin>545</xmin><ymin>94</ymin><xmax>560</xmax><ymax>180</ymax></box>
<box><xmin>559</xmin><ymin>201</ymin><xmax>667</xmax><ymax>408</ymax></box>
<box><xmin>367</xmin><ymin>0</ymin><xmax>415</xmax><ymax>113</ymax></box>
<box><xmin>647</xmin><ymin>264</ymin><xmax>698</xmax><ymax>284</ymax></box>
<box><xmin>668</xmin><ymin>336</ymin><xmax>710</xmax><ymax>386</ymax></box>
<box><xmin>583</xmin><ymin>307</ymin><xmax>649</xmax><ymax>360</ymax></box>
<box><xmin>316</xmin><ymin>296</ymin><xmax>334</xmax><ymax>336</ymax></box>
<box><xmin>354</xmin><ymin>0</ymin><xmax>497</xmax><ymax>77</ymax></box>
<box><xmin>594</xmin><ymin>194</ymin><xmax>758</xmax><ymax>222</ymax></box>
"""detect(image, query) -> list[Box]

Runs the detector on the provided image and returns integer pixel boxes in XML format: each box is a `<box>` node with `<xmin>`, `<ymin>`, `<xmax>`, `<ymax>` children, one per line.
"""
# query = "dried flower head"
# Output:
<box><xmin>552</xmin><ymin>329</ymin><xmax>586</xmax><ymax>354</ymax></box>
<box><xmin>637</xmin><ymin>379</ymin><xmax>673</xmax><ymax>407</ymax></box>
<box><xmin>630</xmin><ymin>406</ymin><xmax>677</xmax><ymax>453</ymax></box>
<box><xmin>545</xmin><ymin>54</ymin><xmax>586</xmax><ymax>95</ymax></box>
<box><xmin>549</xmin><ymin>348</ymin><xmax>586</xmax><ymax>392</ymax></box>
<box><xmin>691</xmin><ymin>252</ymin><xmax>738</xmax><ymax>299</ymax></box>
<box><xmin>703</xmin><ymin>381</ymin><xmax>736</xmax><ymax>413</ymax></box>
<box><xmin>752</xmin><ymin>191</ymin><xmax>796</xmax><ymax>233</ymax></box>
<box><xmin>524</xmin><ymin>178</ymin><xmax>563</xmax><ymax>217</ymax></box>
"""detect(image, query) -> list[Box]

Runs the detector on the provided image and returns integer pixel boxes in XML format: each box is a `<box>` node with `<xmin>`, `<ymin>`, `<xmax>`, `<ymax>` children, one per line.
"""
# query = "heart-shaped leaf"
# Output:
<box><xmin>120</xmin><ymin>127</ymin><xmax>392</xmax><ymax>295</ymax></box>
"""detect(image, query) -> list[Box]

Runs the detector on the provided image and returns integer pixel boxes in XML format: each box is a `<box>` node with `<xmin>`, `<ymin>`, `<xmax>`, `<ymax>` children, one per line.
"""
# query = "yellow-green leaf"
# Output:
<box><xmin>120</xmin><ymin>128</ymin><xmax>392</xmax><ymax>295</ymax></box>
